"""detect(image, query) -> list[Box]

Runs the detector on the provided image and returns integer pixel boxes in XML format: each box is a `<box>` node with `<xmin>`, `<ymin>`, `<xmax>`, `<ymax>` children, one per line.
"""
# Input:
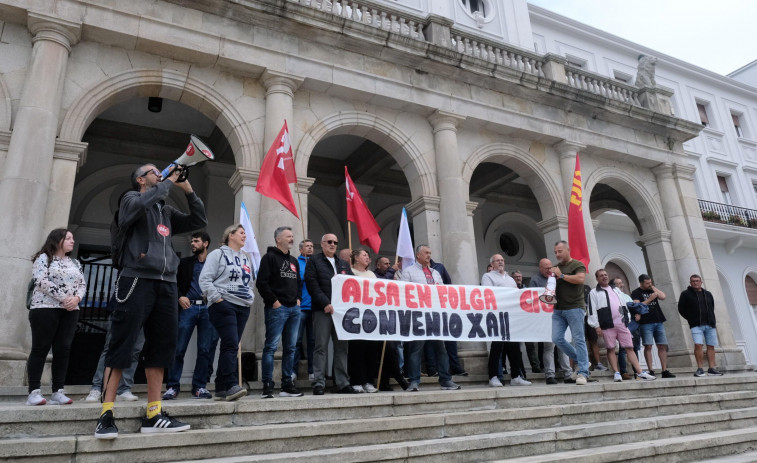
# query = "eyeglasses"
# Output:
<box><xmin>140</xmin><ymin>168</ymin><xmax>161</xmax><ymax>177</ymax></box>
<box><xmin>324</xmin><ymin>240</ymin><xmax>338</xmax><ymax>246</ymax></box>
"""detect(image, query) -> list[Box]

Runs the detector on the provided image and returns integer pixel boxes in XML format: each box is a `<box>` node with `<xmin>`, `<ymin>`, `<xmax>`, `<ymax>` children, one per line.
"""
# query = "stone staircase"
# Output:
<box><xmin>2</xmin><ymin>373</ymin><xmax>757</xmax><ymax>462</ymax></box>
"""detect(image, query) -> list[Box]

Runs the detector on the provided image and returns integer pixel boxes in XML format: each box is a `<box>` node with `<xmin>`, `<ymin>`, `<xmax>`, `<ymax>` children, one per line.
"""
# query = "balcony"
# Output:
<box><xmin>699</xmin><ymin>199</ymin><xmax>757</xmax><ymax>229</ymax></box>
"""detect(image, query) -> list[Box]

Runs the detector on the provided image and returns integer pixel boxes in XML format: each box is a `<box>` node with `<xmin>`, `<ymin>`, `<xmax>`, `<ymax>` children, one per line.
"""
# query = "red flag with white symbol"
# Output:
<box><xmin>345</xmin><ymin>166</ymin><xmax>381</xmax><ymax>254</ymax></box>
<box><xmin>256</xmin><ymin>121</ymin><xmax>299</xmax><ymax>218</ymax></box>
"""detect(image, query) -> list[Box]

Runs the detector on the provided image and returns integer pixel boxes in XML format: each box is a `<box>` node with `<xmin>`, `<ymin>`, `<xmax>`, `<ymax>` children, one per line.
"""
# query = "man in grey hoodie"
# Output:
<box><xmin>94</xmin><ymin>164</ymin><xmax>207</xmax><ymax>440</ymax></box>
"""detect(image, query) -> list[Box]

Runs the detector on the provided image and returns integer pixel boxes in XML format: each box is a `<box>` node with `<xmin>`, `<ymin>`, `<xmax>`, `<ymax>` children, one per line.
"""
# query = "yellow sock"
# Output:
<box><xmin>146</xmin><ymin>400</ymin><xmax>161</xmax><ymax>419</ymax></box>
<box><xmin>101</xmin><ymin>402</ymin><xmax>114</xmax><ymax>416</ymax></box>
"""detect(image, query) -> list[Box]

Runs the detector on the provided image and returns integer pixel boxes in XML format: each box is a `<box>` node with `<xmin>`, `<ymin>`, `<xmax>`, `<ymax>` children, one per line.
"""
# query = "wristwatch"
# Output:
<box><xmin>560</xmin><ymin>274</ymin><xmax>565</xmax><ymax>279</ymax></box>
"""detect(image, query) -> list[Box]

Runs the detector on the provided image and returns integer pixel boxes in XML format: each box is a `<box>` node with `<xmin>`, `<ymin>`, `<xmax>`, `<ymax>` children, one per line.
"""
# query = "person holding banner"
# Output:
<box><xmin>482</xmin><ymin>254</ymin><xmax>532</xmax><ymax>387</ymax></box>
<box><xmin>401</xmin><ymin>245</ymin><xmax>461</xmax><ymax>392</ymax></box>
<box><xmin>347</xmin><ymin>249</ymin><xmax>380</xmax><ymax>393</ymax></box>
<box><xmin>550</xmin><ymin>241</ymin><xmax>591</xmax><ymax>386</ymax></box>
<box><xmin>305</xmin><ymin>233</ymin><xmax>357</xmax><ymax>395</ymax></box>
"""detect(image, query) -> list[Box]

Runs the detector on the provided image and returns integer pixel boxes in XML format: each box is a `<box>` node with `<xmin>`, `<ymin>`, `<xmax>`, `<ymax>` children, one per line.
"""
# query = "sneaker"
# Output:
<box><xmin>661</xmin><ymin>370</ymin><xmax>676</xmax><ymax>378</ymax></box>
<box><xmin>594</xmin><ymin>363</ymin><xmax>609</xmax><ymax>371</ymax></box>
<box><xmin>545</xmin><ymin>377</ymin><xmax>558</xmax><ymax>385</ymax></box>
<box><xmin>440</xmin><ymin>380</ymin><xmax>461</xmax><ymax>390</ymax></box>
<box><xmin>280</xmin><ymin>382</ymin><xmax>304</xmax><ymax>397</ymax></box>
<box><xmin>638</xmin><ymin>371</ymin><xmax>656</xmax><ymax>380</ymax></box>
<box><xmin>621</xmin><ymin>373</ymin><xmax>634</xmax><ymax>381</ymax></box>
<box><xmin>261</xmin><ymin>381</ymin><xmax>274</xmax><ymax>399</ymax></box>
<box><xmin>452</xmin><ymin>370</ymin><xmax>469</xmax><ymax>376</ymax></box>
<box><xmin>563</xmin><ymin>377</ymin><xmax>576</xmax><ymax>384</ymax></box>
<box><xmin>336</xmin><ymin>385</ymin><xmax>360</xmax><ymax>394</ymax></box>
<box><xmin>489</xmin><ymin>376</ymin><xmax>504</xmax><ymax>387</ymax></box>
<box><xmin>363</xmin><ymin>383</ymin><xmax>378</xmax><ymax>393</ymax></box>
<box><xmin>213</xmin><ymin>389</ymin><xmax>227</xmax><ymax>401</ymax></box>
<box><xmin>224</xmin><ymin>384</ymin><xmax>247</xmax><ymax>401</ymax></box>
<box><xmin>140</xmin><ymin>411</ymin><xmax>190</xmax><ymax>433</ymax></box>
<box><xmin>510</xmin><ymin>376</ymin><xmax>532</xmax><ymax>386</ymax></box>
<box><xmin>352</xmin><ymin>384</ymin><xmax>366</xmax><ymax>393</ymax></box>
<box><xmin>313</xmin><ymin>385</ymin><xmax>324</xmax><ymax>395</ymax></box>
<box><xmin>647</xmin><ymin>370</ymin><xmax>656</xmax><ymax>377</ymax></box>
<box><xmin>94</xmin><ymin>410</ymin><xmax>118</xmax><ymax>439</ymax></box>
<box><xmin>191</xmin><ymin>388</ymin><xmax>212</xmax><ymax>399</ymax></box>
<box><xmin>84</xmin><ymin>389</ymin><xmax>101</xmax><ymax>402</ymax></box>
<box><xmin>694</xmin><ymin>368</ymin><xmax>706</xmax><ymax>377</ymax></box>
<box><xmin>575</xmin><ymin>374</ymin><xmax>588</xmax><ymax>385</ymax></box>
<box><xmin>407</xmin><ymin>382</ymin><xmax>420</xmax><ymax>392</ymax></box>
<box><xmin>162</xmin><ymin>387</ymin><xmax>178</xmax><ymax>400</ymax></box>
<box><xmin>707</xmin><ymin>368</ymin><xmax>724</xmax><ymax>376</ymax></box>
<box><xmin>49</xmin><ymin>389</ymin><xmax>73</xmax><ymax>405</ymax></box>
<box><xmin>26</xmin><ymin>389</ymin><xmax>46</xmax><ymax>406</ymax></box>
<box><xmin>614</xmin><ymin>372</ymin><xmax>622</xmax><ymax>382</ymax></box>
<box><xmin>116</xmin><ymin>391</ymin><xmax>139</xmax><ymax>401</ymax></box>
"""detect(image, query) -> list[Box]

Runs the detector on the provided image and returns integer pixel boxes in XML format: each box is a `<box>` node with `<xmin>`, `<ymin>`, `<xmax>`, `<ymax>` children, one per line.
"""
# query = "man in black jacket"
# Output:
<box><xmin>304</xmin><ymin>233</ymin><xmax>356</xmax><ymax>395</ymax></box>
<box><xmin>678</xmin><ymin>274</ymin><xmax>723</xmax><ymax>377</ymax></box>
<box><xmin>163</xmin><ymin>231</ymin><xmax>216</xmax><ymax>401</ymax></box>
<box><xmin>256</xmin><ymin>226</ymin><xmax>304</xmax><ymax>398</ymax></box>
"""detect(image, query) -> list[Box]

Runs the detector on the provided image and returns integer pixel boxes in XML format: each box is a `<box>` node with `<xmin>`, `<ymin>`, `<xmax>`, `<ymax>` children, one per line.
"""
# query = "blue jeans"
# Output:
<box><xmin>91</xmin><ymin>317</ymin><xmax>144</xmax><ymax>395</ymax></box>
<box><xmin>293</xmin><ymin>310</ymin><xmax>314</xmax><ymax>375</ymax></box>
<box><xmin>166</xmin><ymin>304</ymin><xmax>217</xmax><ymax>391</ymax></box>
<box><xmin>208</xmin><ymin>300</ymin><xmax>250</xmax><ymax>391</ymax></box>
<box><xmin>262</xmin><ymin>304</ymin><xmax>301</xmax><ymax>385</ymax></box>
<box><xmin>406</xmin><ymin>340</ymin><xmax>451</xmax><ymax>384</ymax></box>
<box><xmin>552</xmin><ymin>308</ymin><xmax>590</xmax><ymax>378</ymax></box>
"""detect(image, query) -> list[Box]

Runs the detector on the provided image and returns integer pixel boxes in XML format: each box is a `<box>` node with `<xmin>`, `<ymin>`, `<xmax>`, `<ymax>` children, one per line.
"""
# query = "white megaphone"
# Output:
<box><xmin>161</xmin><ymin>134</ymin><xmax>215</xmax><ymax>182</ymax></box>
<box><xmin>539</xmin><ymin>273</ymin><xmax>557</xmax><ymax>305</ymax></box>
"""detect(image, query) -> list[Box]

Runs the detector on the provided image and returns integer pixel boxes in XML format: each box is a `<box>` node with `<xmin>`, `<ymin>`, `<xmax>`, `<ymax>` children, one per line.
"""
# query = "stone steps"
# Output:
<box><xmin>0</xmin><ymin>374</ymin><xmax>755</xmax><ymax>462</ymax></box>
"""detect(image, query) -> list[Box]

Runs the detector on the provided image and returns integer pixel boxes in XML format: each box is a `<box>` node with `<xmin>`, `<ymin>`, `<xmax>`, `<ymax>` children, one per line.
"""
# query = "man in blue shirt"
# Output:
<box><xmin>293</xmin><ymin>240</ymin><xmax>315</xmax><ymax>381</ymax></box>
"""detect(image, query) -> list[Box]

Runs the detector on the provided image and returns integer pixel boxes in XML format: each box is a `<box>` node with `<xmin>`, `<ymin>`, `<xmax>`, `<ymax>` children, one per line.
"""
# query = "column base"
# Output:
<box><xmin>0</xmin><ymin>359</ymin><xmax>28</xmax><ymax>387</ymax></box>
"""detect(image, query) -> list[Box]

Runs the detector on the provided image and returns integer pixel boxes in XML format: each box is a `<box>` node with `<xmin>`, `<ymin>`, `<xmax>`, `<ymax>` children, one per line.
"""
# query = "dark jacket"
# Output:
<box><xmin>256</xmin><ymin>246</ymin><xmax>302</xmax><ymax>307</ymax></box>
<box><xmin>305</xmin><ymin>253</ymin><xmax>353</xmax><ymax>312</ymax></box>
<box><xmin>678</xmin><ymin>287</ymin><xmax>717</xmax><ymax>328</ymax></box>
<box><xmin>118</xmin><ymin>181</ymin><xmax>207</xmax><ymax>282</ymax></box>
<box><xmin>177</xmin><ymin>255</ymin><xmax>201</xmax><ymax>297</ymax></box>
<box><xmin>375</xmin><ymin>267</ymin><xmax>396</xmax><ymax>280</ymax></box>
<box><xmin>430</xmin><ymin>260</ymin><xmax>452</xmax><ymax>284</ymax></box>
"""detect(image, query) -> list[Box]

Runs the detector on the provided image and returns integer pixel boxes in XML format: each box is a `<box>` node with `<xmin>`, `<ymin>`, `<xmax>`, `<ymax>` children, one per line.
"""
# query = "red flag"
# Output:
<box><xmin>256</xmin><ymin>121</ymin><xmax>299</xmax><ymax>218</ymax></box>
<box><xmin>568</xmin><ymin>154</ymin><xmax>589</xmax><ymax>268</ymax></box>
<box><xmin>345</xmin><ymin>167</ymin><xmax>381</xmax><ymax>253</ymax></box>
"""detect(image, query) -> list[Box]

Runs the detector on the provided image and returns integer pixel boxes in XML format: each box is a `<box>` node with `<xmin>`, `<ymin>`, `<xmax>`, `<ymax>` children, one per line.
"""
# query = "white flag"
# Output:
<box><xmin>240</xmin><ymin>201</ymin><xmax>261</xmax><ymax>275</ymax></box>
<box><xmin>396</xmin><ymin>208</ymin><xmax>415</xmax><ymax>268</ymax></box>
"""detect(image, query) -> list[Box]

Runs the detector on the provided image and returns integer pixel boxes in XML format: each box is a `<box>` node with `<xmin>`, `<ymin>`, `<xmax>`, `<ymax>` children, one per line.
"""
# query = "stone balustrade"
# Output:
<box><xmin>449</xmin><ymin>30</ymin><xmax>545</xmax><ymax>77</ymax></box>
<box><xmin>565</xmin><ymin>66</ymin><xmax>642</xmax><ymax>106</ymax></box>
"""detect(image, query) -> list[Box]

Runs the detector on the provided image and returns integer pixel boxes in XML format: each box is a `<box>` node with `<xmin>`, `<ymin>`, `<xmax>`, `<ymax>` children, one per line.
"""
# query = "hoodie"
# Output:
<box><xmin>256</xmin><ymin>246</ymin><xmax>302</xmax><ymax>307</ymax></box>
<box><xmin>198</xmin><ymin>245</ymin><xmax>255</xmax><ymax>307</ymax></box>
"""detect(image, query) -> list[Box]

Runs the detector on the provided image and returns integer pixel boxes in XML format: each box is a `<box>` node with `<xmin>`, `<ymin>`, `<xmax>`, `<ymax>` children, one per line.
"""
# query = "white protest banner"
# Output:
<box><xmin>330</xmin><ymin>275</ymin><xmax>555</xmax><ymax>342</ymax></box>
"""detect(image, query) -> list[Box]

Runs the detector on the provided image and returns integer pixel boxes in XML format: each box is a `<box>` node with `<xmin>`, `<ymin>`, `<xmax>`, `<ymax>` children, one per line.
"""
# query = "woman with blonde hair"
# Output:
<box><xmin>26</xmin><ymin>228</ymin><xmax>86</xmax><ymax>406</ymax></box>
<box><xmin>199</xmin><ymin>224</ymin><xmax>255</xmax><ymax>401</ymax></box>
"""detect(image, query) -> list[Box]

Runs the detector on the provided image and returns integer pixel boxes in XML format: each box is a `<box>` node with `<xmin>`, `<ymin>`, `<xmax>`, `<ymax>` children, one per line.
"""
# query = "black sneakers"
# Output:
<box><xmin>261</xmin><ymin>381</ymin><xmax>274</xmax><ymax>399</ymax></box>
<box><xmin>280</xmin><ymin>381</ymin><xmax>304</xmax><ymax>397</ymax></box>
<box><xmin>94</xmin><ymin>410</ymin><xmax>118</xmax><ymax>440</ymax></box>
<box><xmin>140</xmin><ymin>411</ymin><xmax>191</xmax><ymax>434</ymax></box>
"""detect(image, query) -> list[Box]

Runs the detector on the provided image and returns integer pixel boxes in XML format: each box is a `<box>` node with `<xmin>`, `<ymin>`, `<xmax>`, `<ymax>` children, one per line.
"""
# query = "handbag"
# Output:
<box><xmin>25</xmin><ymin>279</ymin><xmax>35</xmax><ymax>310</ymax></box>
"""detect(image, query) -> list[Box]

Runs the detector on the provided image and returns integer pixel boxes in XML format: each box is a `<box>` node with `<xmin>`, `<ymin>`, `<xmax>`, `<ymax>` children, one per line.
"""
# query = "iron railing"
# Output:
<box><xmin>698</xmin><ymin>199</ymin><xmax>757</xmax><ymax>229</ymax></box>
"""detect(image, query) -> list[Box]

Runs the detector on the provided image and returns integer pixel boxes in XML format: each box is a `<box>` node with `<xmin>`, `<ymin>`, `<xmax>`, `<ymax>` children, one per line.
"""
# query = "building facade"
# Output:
<box><xmin>0</xmin><ymin>0</ymin><xmax>753</xmax><ymax>386</ymax></box>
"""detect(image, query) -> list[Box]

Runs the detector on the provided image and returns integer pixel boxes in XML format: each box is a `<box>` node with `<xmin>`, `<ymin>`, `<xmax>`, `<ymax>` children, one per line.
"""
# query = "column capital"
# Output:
<box><xmin>53</xmin><ymin>138</ymin><xmax>88</xmax><ymax>171</ymax></box>
<box><xmin>553</xmin><ymin>140</ymin><xmax>586</xmax><ymax>159</ymax></box>
<box><xmin>261</xmin><ymin>70</ymin><xmax>304</xmax><ymax>98</ymax></box>
<box><xmin>27</xmin><ymin>12</ymin><xmax>81</xmax><ymax>52</ymax></box>
<box><xmin>673</xmin><ymin>163</ymin><xmax>697</xmax><ymax>181</ymax></box>
<box><xmin>295</xmin><ymin>176</ymin><xmax>316</xmax><ymax>194</ymax></box>
<box><xmin>228</xmin><ymin>167</ymin><xmax>260</xmax><ymax>194</ymax></box>
<box><xmin>536</xmin><ymin>215</ymin><xmax>568</xmax><ymax>234</ymax></box>
<box><xmin>654</xmin><ymin>162</ymin><xmax>675</xmax><ymax>179</ymax></box>
<box><xmin>638</xmin><ymin>230</ymin><xmax>672</xmax><ymax>246</ymax></box>
<box><xmin>465</xmin><ymin>200</ymin><xmax>479</xmax><ymax>217</ymax></box>
<box><xmin>406</xmin><ymin>195</ymin><xmax>441</xmax><ymax>216</ymax></box>
<box><xmin>428</xmin><ymin>110</ymin><xmax>465</xmax><ymax>133</ymax></box>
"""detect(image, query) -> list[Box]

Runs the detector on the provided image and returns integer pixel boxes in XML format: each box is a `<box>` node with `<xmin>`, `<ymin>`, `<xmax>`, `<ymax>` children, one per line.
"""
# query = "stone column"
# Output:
<box><xmin>554</xmin><ymin>140</ymin><xmax>600</xmax><ymax>284</ymax></box>
<box><xmin>43</xmin><ymin>140</ymin><xmax>88</xmax><ymax>232</ymax></box>
<box><xmin>405</xmin><ymin>196</ymin><xmax>442</xmax><ymax>259</ymax></box>
<box><xmin>428</xmin><ymin>110</ymin><xmax>478</xmax><ymax>285</ymax></box>
<box><xmin>259</xmin><ymin>71</ymin><xmax>304</xmax><ymax>251</ymax></box>
<box><xmin>537</xmin><ymin>216</ymin><xmax>569</xmax><ymax>254</ymax></box>
<box><xmin>661</xmin><ymin>163</ymin><xmax>746</xmax><ymax>368</ymax></box>
<box><xmin>0</xmin><ymin>13</ymin><xmax>80</xmax><ymax>385</ymax></box>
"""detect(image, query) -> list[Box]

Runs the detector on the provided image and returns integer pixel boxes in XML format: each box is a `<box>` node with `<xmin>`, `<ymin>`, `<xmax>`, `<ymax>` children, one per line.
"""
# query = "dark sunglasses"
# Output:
<box><xmin>140</xmin><ymin>168</ymin><xmax>161</xmax><ymax>178</ymax></box>
<box><xmin>324</xmin><ymin>240</ymin><xmax>338</xmax><ymax>245</ymax></box>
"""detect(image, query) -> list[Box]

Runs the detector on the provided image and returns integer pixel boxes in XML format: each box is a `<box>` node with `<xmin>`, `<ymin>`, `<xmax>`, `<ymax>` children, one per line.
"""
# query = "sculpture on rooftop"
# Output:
<box><xmin>635</xmin><ymin>55</ymin><xmax>657</xmax><ymax>88</ymax></box>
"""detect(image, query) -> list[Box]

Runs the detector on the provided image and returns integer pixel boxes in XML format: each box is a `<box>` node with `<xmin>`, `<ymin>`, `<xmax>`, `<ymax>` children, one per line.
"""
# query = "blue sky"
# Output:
<box><xmin>527</xmin><ymin>0</ymin><xmax>757</xmax><ymax>75</ymax></box>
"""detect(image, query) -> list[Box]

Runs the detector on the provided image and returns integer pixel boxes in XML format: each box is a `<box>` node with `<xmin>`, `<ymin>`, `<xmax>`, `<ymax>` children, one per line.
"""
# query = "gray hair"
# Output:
<box><xmin>415</xmin><ymin>244</ymin><xmax>430</xmax><ymax>255</ymax></box>
<box><xmin>489</xmin><ymin>254</ymin><xmax>503</xmax><ymax>264</ymax></box>
<box><xmin>274</xmin><ymin>226</ymin><xmax>292</xmax><ymax>241</ymax></box>
<box><xmin>299</xmin><ymin>239</ymin><xmax>313</xmax><ymax>250</ymax></box>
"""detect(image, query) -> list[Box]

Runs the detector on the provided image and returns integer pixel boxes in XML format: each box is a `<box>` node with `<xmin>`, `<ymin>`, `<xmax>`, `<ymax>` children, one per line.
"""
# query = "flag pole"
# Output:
<box><xmin>348</xmin><ymin>222</ymin><xmax>352</xmax><ymax>251</ymax></box>
<box><xmin>296</xmin><ymin>185</ymin><xmax>306</xmax><ymax>239</ymax></box>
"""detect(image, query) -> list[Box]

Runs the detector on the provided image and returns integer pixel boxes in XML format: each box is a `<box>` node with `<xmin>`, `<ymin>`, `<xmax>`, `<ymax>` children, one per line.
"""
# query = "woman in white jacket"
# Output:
<box><xmin>199</xmin><ymin>224</ymin><xmax>255</xmax><ymax>401</ymax></box>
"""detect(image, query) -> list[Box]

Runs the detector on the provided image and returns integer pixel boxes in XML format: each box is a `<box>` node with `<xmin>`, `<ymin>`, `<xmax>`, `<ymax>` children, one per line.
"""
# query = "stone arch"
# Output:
<box><xmin>295</xmin><ymin>111</ymin><xmax>436</xmax><ymax>199</ymax></box>
<box><xmin>482</xmin><ymin>211</ymin><xmax>544</xmax><ymax>267</ymax></box>
<box><xmin>462</xmin><ymin>143</ymin><xmax>565</xmax><ymax>219</ymax></box>
<box><xmin>584</xmin><ymin>167</ymin><xmax>667</xmax><ymax>235</ymax></box>
<box><xmin>602</xmin><ymin>252</ymin><xmax>640</xmax><ymax>285</ymax></box>
<box><xmin>0</xmin><ymin>73</ymin><xmax>11</xmax><ymax>131</ymax></box>
<box><xmin>58</xmin><ymin>68</ymin><xmax>259</xmax><ymax>169</ymax></box>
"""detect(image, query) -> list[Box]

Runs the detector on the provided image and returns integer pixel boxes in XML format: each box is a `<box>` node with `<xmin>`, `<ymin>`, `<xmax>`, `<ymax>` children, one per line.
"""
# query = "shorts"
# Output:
<box><xmin>601</xmin><ymin>325</ymin><xmax>634</xmax><ymax>349</ymax></box>
<box><xmin>584</xmin><ymin>320</ymin><xmax>598</xmax><ymax>342</ymax></box>
<box><xmin>640</xmin><ymin>322</ymin><xmax>668</xmax><ymax>346</ymax></box>
<box><xmin>105</xmin><ymin>276</ymin><xmax>178</xmax><ymax>369</ymax></box>
<box><xmin>691</xmin><ymin>325</ymin><xmax>719</xmax><ymax>346</ymax></box>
